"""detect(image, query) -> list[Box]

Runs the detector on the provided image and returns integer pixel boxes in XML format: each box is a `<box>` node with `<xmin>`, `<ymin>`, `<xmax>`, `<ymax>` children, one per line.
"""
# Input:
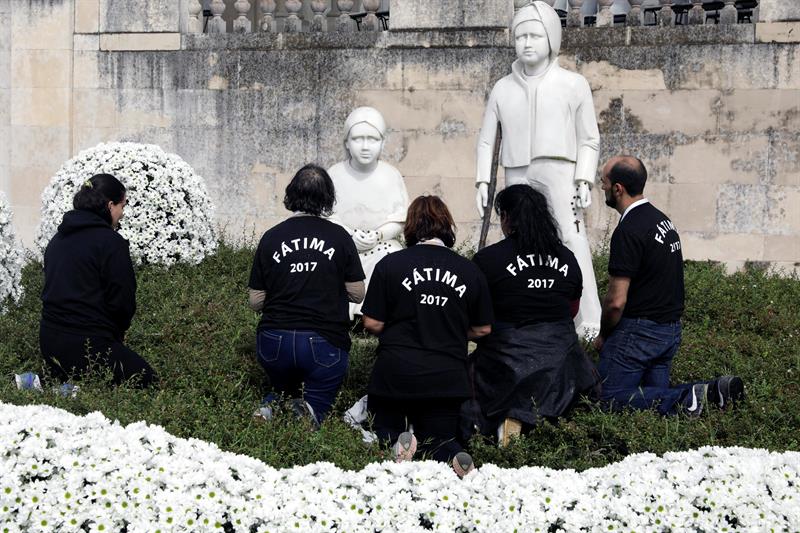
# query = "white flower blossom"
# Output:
<box><xmin>34</xmin><ymin>142</ymin><xmax>218</xmax><ymax>267</ymax></box>
<box><xmin>0</xmin><ymin>402</ymin><xmax>798</xmax><ymax>531</ymax></box>
<box><xmin>0</xmin><ymin>192</ymin><xmax>25</xmax><ymax>314</ymax></box>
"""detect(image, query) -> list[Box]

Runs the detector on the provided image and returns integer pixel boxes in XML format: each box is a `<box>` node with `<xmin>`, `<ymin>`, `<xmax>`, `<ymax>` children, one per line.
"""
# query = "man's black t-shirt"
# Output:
<box><xmin>249</xmin><ymin>215</ymin><xmax>365</xmax><ymax>351</ymax></box>
<box><xmin>608</xmin><ymin>201</ymin><xmax>684</xmax><ymax>323</ymax></box>
<box><xmin>362</xmin><ymin>244</ymin><xmax>494</xmax><ymax>399</ymax></box>
<box><xmin>473</xmin><ymin>237</ymin><xmax>582</xmax><ymax>327</ymax></box>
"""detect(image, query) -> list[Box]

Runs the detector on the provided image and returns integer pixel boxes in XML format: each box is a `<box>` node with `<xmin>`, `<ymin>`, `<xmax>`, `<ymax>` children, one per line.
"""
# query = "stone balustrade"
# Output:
<box><xmin>514</xmin><ymin>0</ymin><xmax>760</xmax><ymax>27</ymax></box>
<box><xmin>186</xmin><ymin>0</ymin><xmax>761</xmax><ymax>34</ymax></box>
<box><xmin>188</xmin><ymin>0</ymin><xmax>390</xmax><ymax>33</ymax></box>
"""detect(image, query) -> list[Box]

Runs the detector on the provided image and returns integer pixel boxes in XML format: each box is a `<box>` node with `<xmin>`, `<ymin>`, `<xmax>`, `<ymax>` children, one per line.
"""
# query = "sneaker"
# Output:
<box><xmin>452</xmin><ymin>452</ymin><xmax>475</xmax><ymax>478</ymax></box>
<box><xmin>683</xmin><ymin>383</ymin><xmax>708</xmax><ymax>417</ymax></box>
<box><xmin>54</xmin><ymin>383</ymin><xmax>80</xmax><ymax>398</ymax></box>
<box><xmin>290</xmin><ymin>398</ymin><xmax>320</xmax><ymax>429</ymax></box>
<box><xmin>252</xmin><ymin>405</ymin><xmax>273</xmax><ymax>423</ymax></box>
<box><xmin>14</xmin><ymin>372</ymin><xmax>42</xmax><ymax>391</ymax></box>
<box><xmin>393</xmin><ymin>431</ymin><xmax>417</xmax><ymax>463</ymax></box>
<box><xmin>708</xmin><ymin>375</ymin><xmax>745</xmax><ymax>409</ymax></box>
<box><xmin>497</xmin><ymin>417</ymin><xmax>522</xmax><ymax>447</ymax></box>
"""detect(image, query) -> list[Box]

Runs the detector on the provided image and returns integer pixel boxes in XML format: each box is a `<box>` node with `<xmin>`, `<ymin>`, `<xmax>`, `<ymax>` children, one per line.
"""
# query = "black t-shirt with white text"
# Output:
<box><xmin>249</xmin><ymin>215</ymin><xmax>365</xmax><ymax>351</ymax></box>
<box><xmin>362</xmin><ymin>244</ymin><xmax>494</xmax><ymax>399</ymax></box>
<box><xmin>473</xmin><ymin>237</ymin><xmax>582</xmax><ymax>327</ymax></box>
<box><xmin>608</xmin><ymin>201</ymin><xmax>684</xmax><ymax>323</ymax></box>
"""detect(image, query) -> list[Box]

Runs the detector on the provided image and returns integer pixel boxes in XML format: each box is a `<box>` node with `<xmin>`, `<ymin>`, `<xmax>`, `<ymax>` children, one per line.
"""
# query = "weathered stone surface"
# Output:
<box><xmin>75</xmin><ymin>0</ymin><xmax>99</xmax><ymax>34</ymax></box>
<box><xmin>756</xmin><ymin>22</ymin><xmax>800</xmax><ymax>43</ymax></box>
<box><xmin>759</xmin><ymin>0</ymin><xmax>800</xmax><ymax>23</ymax></box>
<box><xmin>12</xmin><ymin>49</ymin><xmax>71</xmax><ymax>88</ymax></box>
<box><xmin>99</xmin><ymin>0</ymin><xmax>180</xmax><ymax>33</ymax></box>
<box><xmin>390</xmin><ymin>0</ymin><xmax>512</xmax><ymax>31</ymax></box>
<box><xmin>100</xmin><ymin>33</ymin><xmax>181</xmax><ymax>51</ymax></box>
<box><xmin>10</xmin><ymin>0</ymin><xmax>73</xmax><ymax>50</ymax></box>
<box><xmin>10</xmin><ymin>89</ymin><xmax>71</xmax><ymax>127</ymax></box>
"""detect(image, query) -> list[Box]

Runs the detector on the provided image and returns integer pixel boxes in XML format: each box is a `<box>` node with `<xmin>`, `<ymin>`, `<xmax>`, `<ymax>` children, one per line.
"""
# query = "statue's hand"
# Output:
<box><xmin>576</xmin><ymin>181</ymin><xmax>592</xmax><ymax>209</ymax></box>
<box><xmin>476</xmin><ymin>183</ymin><xmax>489</xmax><ymax>217</ymax></box>
<box><xmin>353</xmin><ymin>229</ymin><xmax>379</xmax><ymax>252</ymax></box>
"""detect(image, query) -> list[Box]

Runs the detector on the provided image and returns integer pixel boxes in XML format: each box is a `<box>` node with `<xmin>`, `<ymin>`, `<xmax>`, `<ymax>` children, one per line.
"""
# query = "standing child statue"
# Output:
<box><xmin>475</xmin><ymin>1</ymin><xmax>602</xmax><ymax>338</ymax></box>
<box><xmin>329</xmin><ymin>107</ymin><xmax>410</xmax><ymax>316</ymax></box>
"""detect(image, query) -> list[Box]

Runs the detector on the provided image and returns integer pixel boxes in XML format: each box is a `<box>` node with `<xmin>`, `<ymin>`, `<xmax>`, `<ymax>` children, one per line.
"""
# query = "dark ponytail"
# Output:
<box><xmin>73</xmin><ymin>174</ymin><xmax>126</xmax><ymax>225</ymax></box>
<box><xmin>494</xmin><ymin>184</ymin><xmax>562</xmax><ymax>257</ymax></box>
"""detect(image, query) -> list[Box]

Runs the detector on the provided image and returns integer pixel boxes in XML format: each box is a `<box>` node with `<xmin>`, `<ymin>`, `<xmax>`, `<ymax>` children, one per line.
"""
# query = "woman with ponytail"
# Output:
<box><xmin>471</xmin><ymin>184</ymin><xmax>598</xmax><ymax>446</ymax></box>
<box><xmin>40</xmin><ymin>173</ymin><xmax>156</xmax><ymax>387</ymax></box>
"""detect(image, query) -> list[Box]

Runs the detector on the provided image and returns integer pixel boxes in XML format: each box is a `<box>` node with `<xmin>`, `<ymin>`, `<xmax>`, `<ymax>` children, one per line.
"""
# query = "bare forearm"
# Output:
<box><xmin>467</xmin><ymin>324</ymin><xmax>491</xmax><ymax>340</ymax></box>
<box><xmin>346</xmin><ymin>281</ymin><xmax>365</xmax><ymax>304</ymax></box>
<box><xmin>248</xmin><ymin>288</ymin><xmax>266</xmax><ymax>312</ymax></box>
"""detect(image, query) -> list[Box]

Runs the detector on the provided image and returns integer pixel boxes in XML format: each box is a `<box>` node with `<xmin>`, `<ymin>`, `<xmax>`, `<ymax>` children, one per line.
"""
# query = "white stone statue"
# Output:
<box><xmin>475</xmin><ymin>1</ymin><xmax>602</xmax><ymax>338</ymax></box>
<box><xmin>329</xmin><ymin>106</ymin><xmax>410</xmax><ymax>316</ymax></box>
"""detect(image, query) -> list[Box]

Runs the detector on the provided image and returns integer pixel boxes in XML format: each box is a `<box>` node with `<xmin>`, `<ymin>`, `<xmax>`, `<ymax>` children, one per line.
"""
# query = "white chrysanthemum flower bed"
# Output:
<box><xmin>1</xmin><ymin>403</ymin><xmax>798</xmax><ymax>532</ymax></box>
<box><xmin>35</xmin><ymin>142</ymin><xmax>217</xmax><ymax>266</ymax></box>
<box><xmin>0</xmin><ymin>193</ymin><xmax>24</xmax><ymax>314</ymax></box>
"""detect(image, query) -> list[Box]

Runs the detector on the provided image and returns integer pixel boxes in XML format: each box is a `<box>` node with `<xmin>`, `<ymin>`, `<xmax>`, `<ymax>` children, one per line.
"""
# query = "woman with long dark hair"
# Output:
<box><xmin>40</xmin><ymin>173</ymin><xmax>156</xmax><ymax>387</ymax></box>
<box><xmin>248</xmin><ymin>164</ymin><xmax>366</xmax><ymax>426</ymax></box>
<box><xmin>472</xmin><ymin>184</ymin><xmax>599</xmax><ymax>446</ymax></box>
<box><xmin>361</xmin><ymin>195</ymin><xmax>493</xmax><ymax>477</ymax></box>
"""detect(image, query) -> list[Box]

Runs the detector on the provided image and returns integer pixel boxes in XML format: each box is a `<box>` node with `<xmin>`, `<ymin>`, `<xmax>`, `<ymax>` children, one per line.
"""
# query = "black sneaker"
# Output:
<box><xmin>708</xmin><ymin>376</ymin><xmax>745</xmax><ymax>409</ymax></box>
<box><xmin>452</xmin><ymin>452</ymin><xmax>475</xmax><ymax>478</ymax></box>
<box><xmin>683</xmin><ymin>383</ymin><xmax>708</xmax><ymax>417</ymax></box>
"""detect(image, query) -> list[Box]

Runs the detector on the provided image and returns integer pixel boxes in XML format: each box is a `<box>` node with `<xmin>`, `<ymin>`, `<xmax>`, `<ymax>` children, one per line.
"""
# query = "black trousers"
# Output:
<box><xmin>39</xmin><ymin>324</ymin><xmax>156</xmax><ymax>388</ymax></box>
<box><xmin>368</xmin><ymin>395</ymin><xmax>465</xmax><ymax>462</ymax></box>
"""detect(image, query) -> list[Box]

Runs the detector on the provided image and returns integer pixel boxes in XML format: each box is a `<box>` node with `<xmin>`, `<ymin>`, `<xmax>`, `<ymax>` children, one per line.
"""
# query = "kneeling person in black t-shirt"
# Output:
<box><xmin>472</xmin><ymin>185</ymin><xmax>599</xmax><ymax>446</ymax></box>
<box><xmin>248</xmin><ymin>165</ymin><xmax>366</xmax><ymax>425</ymax></box>
<box><xmin>595</xmin><ymin>156</ymin><xmax>744</xmax><ymax>415</ymax></box>
<box><xmin>362</xmin><ymin>196</ymin><xmax>493</xmax><ymax>477</ymax></box>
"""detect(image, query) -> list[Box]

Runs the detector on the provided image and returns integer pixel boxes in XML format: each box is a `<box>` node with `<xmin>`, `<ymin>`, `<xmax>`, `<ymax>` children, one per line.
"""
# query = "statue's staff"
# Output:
<box><xmin>478</xmin><ymin>123</ymin><xmax>502</xmax><ymax>251</ymax></box>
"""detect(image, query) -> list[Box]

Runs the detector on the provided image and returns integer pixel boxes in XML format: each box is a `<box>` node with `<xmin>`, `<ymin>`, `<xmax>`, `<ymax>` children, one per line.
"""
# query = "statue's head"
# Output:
<box><xmin>512</xmin><ymin>2</ymin><xmax>562</xmax><ymax>72</ymax></box>
<box><xmin>343</xmin><ymin>106</ymin><xmax>387</xmax><ymax>171</ymax></box>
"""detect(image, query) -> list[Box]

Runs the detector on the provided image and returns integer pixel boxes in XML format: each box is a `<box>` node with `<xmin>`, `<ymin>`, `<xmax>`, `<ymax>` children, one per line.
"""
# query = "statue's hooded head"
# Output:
<box><xmin>511</xmin><ymin>2</ymin><xmax>562</xmax><ymax>69</ymax></box>
<box><xmin>343</xmin><ymin>106</ymin><xmax>387</xmax><ymax>168</ymax></box>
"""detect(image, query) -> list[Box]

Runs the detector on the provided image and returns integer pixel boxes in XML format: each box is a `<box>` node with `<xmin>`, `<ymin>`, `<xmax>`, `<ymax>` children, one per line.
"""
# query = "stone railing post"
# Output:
<box><xmin>568</xmin><ymin>0</ymin><xmax>584</xmax><ymax>26</ymax></box>
<box><xmin>628</xmin><ymin>0</ymin><xmax>643</xmax><ymax>25</ymax></box>
<box><xmin>260</xmin><ymin>0</ymin><xmax>277</xmax><ymax>32</ymax></box>
<box><xmin>514</xmin><ymin>0</ymin><xmax>530</xmax><ymax>15</ymax></box>
<box><xmin>188</xmin><ymin>0</ymin><xmax>203</xmax><ymax>33</ymax></box>
<box><xmin>208</xmin><ymin>0</ymin><xmax>227</xmax><ymax>33</ymax></box>
<box><xmin>233</xmin><ymin>0</ymin><xmax>252</xmax><ymax>33</ymax></box>
<box><xmin>659</xmin><ymin>0</ymin><xmax>673</xmax><ymax>25</ymax></box>
<box><xmin>597</xmin><ymin>0</ymin><xmax>614</xmax><ymax>25</ymax></box>
<box><xmin>689</xmin><ymin>0</ymin><xmax>704</xmax><ymax>24</ymax></box>
<box><xmin>362</xmin><ymin>0</ymin><xmax>382</xmax><ymax>31</ymax></box>
<box><xmin>720</xmin><ymin>0</ymin><xmax>737</xmax><ymax>23</ymax></box>
<box><xmin>336</xmin><ymin>0</ymin><xmax>356</xmax><ymax>31</ymax></box>
<box><xmin>284</xmin><ymin>0</ymin><xmax>303</xmax><ymax>32</ymax></box>
<box><xmin>310</xmin><ymin>0</ymin><xmax>328</xmax><ymax>31</ymax></box>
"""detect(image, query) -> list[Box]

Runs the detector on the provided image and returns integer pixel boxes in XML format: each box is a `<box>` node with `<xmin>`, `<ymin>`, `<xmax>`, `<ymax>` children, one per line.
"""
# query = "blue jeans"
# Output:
<box><xmin>598</xmin><ymin>318</ymin><xmax>702</xmax><ymax>415</ymax></box>
<box><xmin>256</xmin><ymin>329</ymin><xmax>348</xmax><ymax>423</ymax></box>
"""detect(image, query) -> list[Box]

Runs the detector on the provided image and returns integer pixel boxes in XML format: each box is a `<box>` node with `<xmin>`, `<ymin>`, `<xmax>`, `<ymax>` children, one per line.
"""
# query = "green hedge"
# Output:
<box><xmin>1</xmin><ymin>244</ymin><xmax>798</xmax><ymax>471</ymax></box>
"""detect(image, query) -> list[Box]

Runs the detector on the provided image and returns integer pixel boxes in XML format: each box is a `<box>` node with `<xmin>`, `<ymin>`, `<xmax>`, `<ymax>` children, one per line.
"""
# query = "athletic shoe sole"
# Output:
<box><xmin>393</xmin><ymin>431</ymin><xmax>417</xmax><ymax>463</ymax></box>
<box><xmin>452</xmin><ymin>452</ymin><xmax>475</xmax><ymax>478</ymax></box>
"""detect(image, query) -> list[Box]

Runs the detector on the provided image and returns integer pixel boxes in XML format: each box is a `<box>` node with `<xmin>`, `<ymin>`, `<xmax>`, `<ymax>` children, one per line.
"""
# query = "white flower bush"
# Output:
<box><xmin>35</xmin><ymin>142</ymin><xmax>217</xmax><ymax>266</ymax></box>
<box><xmin>0</xmin><ymin>193</ymin><xmax>24</xmax><ymax>314</ymax></box>
<box><xmin>1</xmin><ymin>403</ymin><xmax>798</xmax><ymax>532</ymax></box>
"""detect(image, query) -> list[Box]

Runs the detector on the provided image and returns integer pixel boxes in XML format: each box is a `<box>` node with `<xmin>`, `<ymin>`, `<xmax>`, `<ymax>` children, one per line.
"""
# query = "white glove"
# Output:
<box><xmin>353</xmin><ymin>229</ymin><xmax>379</xmax><ymax>253</ymax></box>
<box><xmin>476</xmin><ymin>183</ymin><xmax>489</xmax><ymax>217</ymax></box>
<box><xmin>575</xmin><ymin>180</ymin><xmax>592</xmax><ymax>209</ymax></box>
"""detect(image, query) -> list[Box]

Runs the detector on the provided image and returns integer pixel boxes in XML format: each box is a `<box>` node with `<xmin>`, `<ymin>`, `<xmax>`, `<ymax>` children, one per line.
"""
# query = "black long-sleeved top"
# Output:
<box><xmin>41</xmin><ymin>210</ymin><xmax>136</xmax><ymax>341</ymax></box>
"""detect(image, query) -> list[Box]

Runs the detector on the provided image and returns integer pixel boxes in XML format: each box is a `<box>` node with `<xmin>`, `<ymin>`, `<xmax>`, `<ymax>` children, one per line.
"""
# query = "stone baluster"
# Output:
<box><xmin>514</xmin><ymin>0</ymin><xmax>531</xmax><ymax>14</ymax></box>
<box><xmin>597</xmin><ymin>0</ymin><xmax>614</xmax><ymax>25</ymax></box>
<box><xmin>207</xmin><ymin>0</ymin><xmax>227</xmax><ymax>33</ymax></box>
<box><xmin>628</xmin><ymin>0</ymin><xmax>643</xmax><ymax>25</ymax></box>
<box><xmin>233</xmin><ymin>0</ymin><xmax>252</xmax><ymax>33</ymax></box>
<box><xmin>720</xmin><ymin>0</ymin><xmax>737</xmax><ymax>23</ymax></box>
<box><xmin>568</xmin><ymin>0</ymin><xmax>584</xmax><ymax>26</ymax></box>
<box><xmin>689</xmin><ymin>0</ymin><xmax>704</xmax><ymax>24</ymax></box>
<box><xmin>542</xmin><ymin>0</ymin><xmax>556</xmax><ymax>6</ymax></box>
<box><xmin>659</xmin><ymin>0</ymin><xmax>673</xmax><ymax>25</ymax></box>
<box><xmin>260</xmin><ymin>0</ymin><xmax>277</xmax><ymax>32</ymax></box>
<box><xmin>362</xmin><ymin>0</ymin><xmax>382</xmax><ymax>31</ymax></box>
<box><xmin>310</xmin><ymin>0</ymin><xmax>329</xmax><ymax>31</ymax></box>
<box><xmin>336</xmin><ymin>0</ymin><xmax>355</xmax><ymax>31</ymax></box>
<box><xmin>285</xmin><ymin>0</ymin><xmax>303</xmax><ymax>32</ymax></box>
<box><xmin>188</xmin><ymin>0</ymin><xmax>203</xmax><ymax>33</ymax></box>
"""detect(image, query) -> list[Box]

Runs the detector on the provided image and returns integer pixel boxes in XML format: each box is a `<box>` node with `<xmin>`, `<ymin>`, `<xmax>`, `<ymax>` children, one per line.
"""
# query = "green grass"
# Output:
<box><xmin>1</xmin><ymin>243</ymin><xmax>798</xmax><ymax>471</ymax></box>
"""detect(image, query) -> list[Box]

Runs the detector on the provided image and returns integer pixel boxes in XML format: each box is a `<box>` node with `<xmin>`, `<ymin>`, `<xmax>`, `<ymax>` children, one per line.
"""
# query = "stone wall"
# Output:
<box><xmin>4</xmin><ymin>0</ymin><xmax>799</xmax><ymax>273</ymax></box>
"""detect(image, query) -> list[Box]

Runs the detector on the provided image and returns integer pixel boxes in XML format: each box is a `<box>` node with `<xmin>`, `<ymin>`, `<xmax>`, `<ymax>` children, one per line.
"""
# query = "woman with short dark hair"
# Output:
<box><xmin>472</xmin><ymin>184</ymin><xmax>599</xmax><ymax>446</ymax></box>
<box><xmin>361</xmin><ymin>195</ymin><xmax>493</xmax><ymax>477</ymax></box>
<box><xmin>248</xmin><ymin>164</ymin><xmax>366</xmax><ymax>425</ymax></box>
<box><xmin>40</xmin><ymin>173</ymin><xmax>156</xmax><ymax>387</ymax></box>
